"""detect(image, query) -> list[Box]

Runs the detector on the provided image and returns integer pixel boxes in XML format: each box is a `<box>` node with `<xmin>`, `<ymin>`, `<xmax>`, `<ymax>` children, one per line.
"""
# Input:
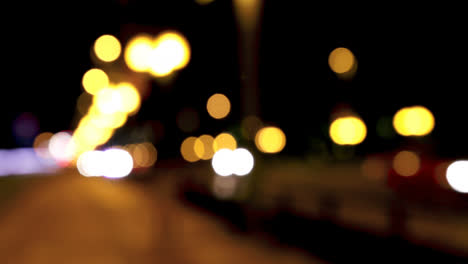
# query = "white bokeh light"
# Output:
<box><xmin>77</xmin><ymin>150</ymin><xmax>106</xmax><ymax>177</ymax></box>
<box><xmin>446</xmin><ymin>160</ymin><xmax>468</xmax><ymax>193</ymax></box>
<box><xmin>48</xmin><ymin>131</ymin><xmax>74</xmax><ymax>164</ymax></box>
<box><xmin>211</xmin><ymin>148</ymin><xmax>234</xmax><ymax>176</ymax></box>
<box><xmin>77</xmin><ymin>148</ymin><xmax>133</xmax><ymax>179</ymax></box>
<box><xmin>102</xmin><ymin>148</ymin><xmax>133</xmax><ymax>179</ymax></box>
<box><xmin>211</xmin><ymin>148</ymin><xmax>254</xmax><ymax>177</ymax></box>
<box><xmin>232</xmin><ymin>148</ymin><xmax>254</xmax><ymax>176</ymax></box>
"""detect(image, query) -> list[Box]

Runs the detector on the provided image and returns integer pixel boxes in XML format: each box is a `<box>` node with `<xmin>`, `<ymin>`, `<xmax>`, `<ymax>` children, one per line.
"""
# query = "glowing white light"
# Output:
<box><xmin>446</xmin><ymin>160</ymin><xmax>468</xmax><ymax>193</ymax></box>
<box><xmin>232</xmin><ymin>148</ymin><xmax>254</xmax><ymax>176</ymax></box>
<box><xmin>211</xmin><ymin>148</ymin><xmax>234</xmax><ymax>176</ymax></box>
<box><xmin>77</xmin><ymin>150</ymin><xmax>105</xmax><ymax>177</ymax></box>
<box><xmin>211</xmin><ymin>148</ymin><xmax>254</xmax><ymax>177</ymax></box>
<box><xmin>77</xmin><ymin>149</ymin><xmax>133</xmax><ymax>178</ymax></box>
<box><xmin>48</xmin><ymin>131</ymin><xmax>74</xmax><ymax>164</ymax></box>
<box><xmin>102</xmin><ymin>148</ymin><xmax>133</xmax><ymax>179</ymax></box>
<box><xmin>95</xmin><ymin>88</ymin><xmax>123</xmax><ymax>114</ymax></box>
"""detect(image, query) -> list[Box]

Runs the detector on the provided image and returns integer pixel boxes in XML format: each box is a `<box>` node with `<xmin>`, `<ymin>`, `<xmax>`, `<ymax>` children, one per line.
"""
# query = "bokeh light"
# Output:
<box><xmin>77</xmin><ymin>148</ymin><xmax>133</xmax><ymax>178</ymax></box>
<box><xmin>446</xmin><ymin>160</ymin><xmax>468</xmax><ymax>193</ymax></box>
<box><xmin>206</xmin><ymin>93</ymin><xmax>231</xmax><ymax>119</ymax></box>
<box><xmin>116</xmin><ymin>82</ymin><xmax>141</xmax><ymax>115</ymax></box>
<box><xmin>48</xmin><ymin>131</ymin><xmax>75</xmax><ymax>166</ymax></box>
<box><xmin>94</xmin><ymin>87</ymin><xmax>123</xmax><ymax>114</ymax></box>
<box><xmin>231</xmin><ymin>148</ymin><xmax>254</xmax><ymax>176</ymax></box>
<box><xmin>124</xmin><ymin>31</ymin><xmax>190</xmax><ymax>77</ymax></box>
<box><xmin>329</xmin><ymin>116</ymin><xmax>367</xmax><ymax>145</ymax></box>
<box><xmin>328</xmin><ymin>47</ymin><xmax>356</xmax><ymax>74</ymax></box>
<box><xmin>211</xmin><ymin>148</ymin><xmax>254</xmax><ymax>176</ymax></box>
<box><xmin>194</xmin><ymin>134</ymin><xmax>215</xmax><ymax>160</ymax></box>
<box><xmin>94</xmin><ymin>34</ymin><xmax>121</xmax><ymax>62</ymax></box>
<box><xmin>255</xmin><ymin>126</ymin><xmax>286</xmax><ymax>153</ymax></box>
<box><xmin>180</xmin><ymin>136</ymin><xmax>200</xmax><ymax>162</ymax></box>
<box><xmin>392</xmin><ymin>150</ymin><xmax>420</xmax><ymax>177</ymax></box>
<box><xmin>102</xmin><ymin>148</ymin><xmax>133</xmax><ymax>178</ymax></box>
<box><xmin>33</xmin><ymin>132</ymin><xmax>53</xmax><ymax>159</ymax></box>
<box><xmin>129</xmin><ymin>142</ymin><xmax>157</xmax><ymax>168</ymax></box>
<box><xmin>213</xmin><ymin>132</ymin><xmax>237</xmax><ymax>152</ymax></box>
<box><xmin>77</xmin><ymin>150</ymin><xmax>105</xmax><ymax>177</ymax></box>
<box><xmin>393</xmin><ymin>106</ymin><xmax>435</xmax><ymax>136</ymax></box>
<box><xmin>124</xmin><ymin>34</ymin><xmax>154</xmax><ymax>72</ymax></box>
<box><xmin>212</xmin><ymin>148</ymin><xmax>234</xmax><ymax>176</ymax></box>
<box><xmin>82</xmin><ymin>68</ymin><xmax>109</xmax><ymax>95</ymax></box>
<box><xmin>150</xmin><ymin>31</ymin><xmax>191</xmax><ymax>73</ymax></box>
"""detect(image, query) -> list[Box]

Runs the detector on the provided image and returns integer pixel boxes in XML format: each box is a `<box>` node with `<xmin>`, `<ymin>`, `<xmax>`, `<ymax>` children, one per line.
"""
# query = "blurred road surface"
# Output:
<box><xmin>0</xmin><ymin>170</ymin><xmax>323</xmax><ymax>264</ymax></box>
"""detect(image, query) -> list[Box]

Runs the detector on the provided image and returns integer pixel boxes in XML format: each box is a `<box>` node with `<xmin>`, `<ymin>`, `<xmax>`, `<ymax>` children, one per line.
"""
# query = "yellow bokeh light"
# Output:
<box><xmin>74</xmin><ymin>118</ymin><xmax>114</xmax><ymax>148</ymax></box>
<box><xmin>328</xmin><ymin>47</ymin><xmax>356</xmax><ymax>74</ymax></box>
<box><xmin>116</xmin><ymin>82</ymin><xmax>141</xmax><ymax>115</ymax></box>
<box><xmin>194</xmin><ymin>134</ymin><xmax>215</xmax><ymax>160</ymax></box>
<box><xmin>329</xmin><ymin>116</ymin><xmax>367</xmax><ymax>145</ymax></box>
<box><xmin>87</xmin><ymin>107</ymin><xmax>127</xmax><ymax>129</ymax></box>
<box><xmin>213</xmin><ymin>133</ymin><xmax>237</xmax><ymax>152</ymax></box>
<box><xmin>393</xmin><ymin>106</ymin><xmax>435</xmax><ymax>136</ymax></box>
<box><xmin>148</xmin><ymin>31</ymin><xmax>191</xmax><ymax>77</ymax></box>
<box><xmin>124</xmin><ymin>34</ymin><xmax>154</xmax><ymax>72</ymax></box>
<box><xmin>180</xmin><ymin>136</ymin><xmax>200</xmax><ymax>162</ymax></box>
<box><xmin>94</xmin><ymin>34</ymin><xmax>121</xmax><ymax>62</ymax></box>
<box><xmin>393</xmin><ymin>150</ymin><xmax>420</xmax><ymax>177</ymax></box>
<box><xmin>82</xmin><ymin>68</ymin><xmax>109</xmax><ymax>95</ymax></box>
<box><xmin>93</xmin><ymin>87</ymin><xmax>123</xmax><ymax>114</ymax></box>
<box><xmin>124</xmin><ymin>32</ymin><xmax>190</xmax><ymax>77</ymax></box>
<box><xmin>154</xmin><ymin>31</ymin><xmax>191</xmax><ymax>70</ymax></box>
<box><xmin>255</xmin><ymin>126</ymin><xmax>286</xmax><ymax>153</ymax></box>
<box><xmin>207</xmin><ymin>93</ymin><xmax>231</xmax><ymax>119</ymax></box>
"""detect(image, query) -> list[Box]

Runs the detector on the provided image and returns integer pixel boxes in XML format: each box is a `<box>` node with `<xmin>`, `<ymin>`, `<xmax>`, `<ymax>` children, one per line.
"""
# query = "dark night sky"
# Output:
<box><xmin>2</xmin><ymin>1</ymin><xmax>467</xmax><ymax>159</ymax></box>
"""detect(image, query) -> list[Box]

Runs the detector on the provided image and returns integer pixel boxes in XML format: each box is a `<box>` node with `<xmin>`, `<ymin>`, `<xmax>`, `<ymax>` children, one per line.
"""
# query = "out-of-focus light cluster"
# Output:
<box><xmin>181</xmin><ymin>132</ymin><xmax>237</xmax><ymax>162</ymax></box>
<box><xmin>77</xmin><ymin>148</ymin><xmax>133</xmax><ymax>178</ymax></box>
<box><xmin>73</xmin><ymin>76</ymin><xmax>141</xmax><ymax>160</ymax></box>
<box><xmin>211</xmin><ymin>148</ymin><xmax>254</xmax><ymax>176</ymax></box>
<box><xmin>393</xmin><ymin>106</ymin><xmax>435</xmax><ymax>136</ymax></box>
<box><xmin>329</xmin><ymin>116</ymin><xmax>367</xmax><ymax>146</ymax></box>
<box><xmin>124</xmin><ymin>31</ymin><xmax>191</xmax><ymax>77</ymax></box>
